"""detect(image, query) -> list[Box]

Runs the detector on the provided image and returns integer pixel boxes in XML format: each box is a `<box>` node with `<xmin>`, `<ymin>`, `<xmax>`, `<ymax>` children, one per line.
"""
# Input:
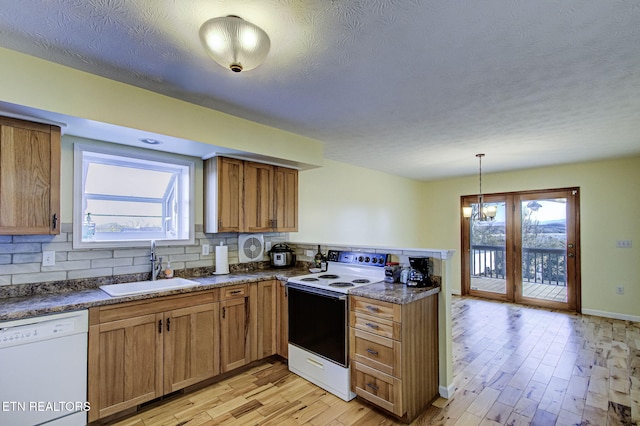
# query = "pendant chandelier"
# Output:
<box><xmin>199</xmin><ymin>15</ymin><xmax>270</xmax><ymax>73</ymax></box>
<box><xmin>463</xmin><ymin>153</ymin><xmax>497</xmax><ymax>221</ymax></box>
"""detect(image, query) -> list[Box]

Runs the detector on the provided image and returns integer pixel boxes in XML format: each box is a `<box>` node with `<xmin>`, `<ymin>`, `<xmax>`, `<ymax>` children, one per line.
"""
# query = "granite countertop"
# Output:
<box><xmin>349</xmin><ymin>282</ymin><xmax>440</xmax><ymax>304</ymax></box>
<box><xmin>0</xmin><ymin>267</ymin><xmax>307</xmax><ymax>322</ymax></box>
<box><xmin>0</xmin><ymin>268</ymin><xmax>441</xmax><ymax>322</ymax></box>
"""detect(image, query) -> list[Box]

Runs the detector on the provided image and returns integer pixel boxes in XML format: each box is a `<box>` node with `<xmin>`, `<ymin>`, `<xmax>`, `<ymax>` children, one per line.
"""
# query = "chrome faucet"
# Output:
<box><xmin>150</xmin><ymin>240</ymin><xmax>163</xmax><ymax>281</ymax></box>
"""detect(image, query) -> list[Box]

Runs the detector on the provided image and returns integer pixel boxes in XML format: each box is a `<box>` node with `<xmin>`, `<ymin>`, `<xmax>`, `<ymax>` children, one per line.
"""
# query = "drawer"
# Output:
<box><xmin>350</xmin><ymin>311</ymin><xmax>401</xmax><ymax>340</ymax></box>
<box><xmin>350</xmin><ymin>328</ymin><xmax>401</xmax><ymax>377</ymax></box>
<box><xmin>351</xmin><ymin>296</ymin><xmax>401</xmax><ymax>322</ymax></box>
<box><xmin>221</xmin><ymin>284</ymin><xmax>249</xmax><ymax>300</ymax></box>
<box><xmin>353</xmin><ymin>361</ymin><xmax>403</xmax><ymax>417</ymax></box>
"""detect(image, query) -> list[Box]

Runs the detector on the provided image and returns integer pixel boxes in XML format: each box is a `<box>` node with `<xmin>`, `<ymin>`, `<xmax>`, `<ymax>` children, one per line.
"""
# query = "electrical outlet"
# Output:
<box><xmin>265</xmin><ymin>241</ymin><xmax>272</xmax><ymax>251</ymax></box>
<box><xmin>202</xmin><ymin>244</ymin><xmax>210</xmax><ymax>256</ymax></box>
<box><xmin>42</xmin><ymin>251</ymin><xmax>55</xmax><ymax>266</ymax></box>
<box><xmin>616</xmin><ymin>240</ymin><xmax>632</xmax><ymax>248</ymax></box>
<box><xmin>616</xmin><ymin>286</ymin><xmax>624</xmax><ymax>295</ymax></box>
<box><xmin>305</xmin><ymin>250</ymin><xmax>315</xmax><ymax>257</ymax></box>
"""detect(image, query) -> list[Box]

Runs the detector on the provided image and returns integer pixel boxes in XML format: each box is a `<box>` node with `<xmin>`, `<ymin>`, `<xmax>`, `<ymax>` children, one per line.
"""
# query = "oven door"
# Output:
<box><xmin>287</xmin><ymin>283</ymin><xmax>349</xmax><ymax>367</ymax></box>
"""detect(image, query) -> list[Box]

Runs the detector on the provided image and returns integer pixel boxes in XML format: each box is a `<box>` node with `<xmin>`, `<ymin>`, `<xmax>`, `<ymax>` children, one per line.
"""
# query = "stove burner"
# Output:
<box><xmin>318</xmin><ymin>274</ymin><xmax>339</xmax><ymax>279</ymax></box>
<box><xmin>329</xmin><ymin>282</ymin><xmax>354</xmax><ymax>288</ymax></box>
<box><xmin>352</xmin><ymin>279</ymin><xmax>370</xmax><ymax>284</ymax></box>
<box><xmin>300</xmin><ymin>277</ymin><xmax>320</xmax><ymax>282</ymax></box>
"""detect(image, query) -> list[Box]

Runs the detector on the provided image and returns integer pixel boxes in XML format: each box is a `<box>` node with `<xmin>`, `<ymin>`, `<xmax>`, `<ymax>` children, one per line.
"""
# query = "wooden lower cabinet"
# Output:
<box><xmin>88</xmin><ymin>291</ymin><xmax>219</xmax><ymax>422</ymax></box>
<box><xmin>163</xmin><ymin>303</ymin><xmax>220</xmax><ymax>393</ymax></box>
<box><xmin>220</xmin><ymin>284</ymin><xmax>251</xmax><ymax>372</ymax></box>
<box><xmin>276</xmin><ymin>280</ymin><xmax>288</xmax><ymax>358</ymax></box>
<box><xmin>88</xmin><ymin>280</ymin><xmax>289</xmax><ymax>422</ymax></box>
<box><xmin>349</xmin><ymin>293</ymin><xmax>439</xmax><ymax>423</ymax></box>
<box><xmin>254</xmin><ymin>280</ymin><xmax>278</xmax><ymax>360</ymax></box>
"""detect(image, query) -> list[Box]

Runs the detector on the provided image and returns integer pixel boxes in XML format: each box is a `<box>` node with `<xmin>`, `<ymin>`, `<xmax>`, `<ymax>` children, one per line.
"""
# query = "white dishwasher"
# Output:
<box><xmin>0</xmin><ymin>310</ymin><xmax>88</xmax><ymax>426</ymax></box>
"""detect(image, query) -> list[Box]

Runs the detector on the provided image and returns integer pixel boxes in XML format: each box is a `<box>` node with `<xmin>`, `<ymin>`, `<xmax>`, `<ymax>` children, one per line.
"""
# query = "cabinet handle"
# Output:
<box><xmin>365</xmin><ymin>305</ymin><xmax>379</xmax><ymax>312</ymax></box>
<box><xmin>222</xmin><ymin>307</ymin><xmax>226</xmax><ymax>318</ymax></box>
<box><xmin>366</xmin><ymin>348</ymin><xmax>379</xmax><ymax>356</ymax></box>
<box><xmin>230</xmin><ymin>290</ymin><xmax>242</xmax><ymax>295</ymax></box>
<box><xmin>365</xmin><ymin>322</ymin><xmax>380</xmax><ymax>330</ymax></box>
<box><xmin>158</xmin><ymin>319</ymin><xmax>162</xmax><ymax>334</ymax></box>
<box><xmin>366</xmin><ymin>383</ymin><xmax>379</xmax><ymax>392</ymax></box>
<box><xmin>52</xmin><ymin>213</ymin><xmax>58</xmax><ymax>230</ymax></box>
<box><xmin>166</xmin><ymin>318</ymin><xmax>171</xmax><ymax>332</ymax></box>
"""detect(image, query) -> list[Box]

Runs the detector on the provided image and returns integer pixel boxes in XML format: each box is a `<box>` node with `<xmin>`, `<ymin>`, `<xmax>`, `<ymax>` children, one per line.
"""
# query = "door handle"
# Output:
<box><xmin>166</xmin><ymin>318</ymin><xmax>171</xmax><ymax>331</ymax></box>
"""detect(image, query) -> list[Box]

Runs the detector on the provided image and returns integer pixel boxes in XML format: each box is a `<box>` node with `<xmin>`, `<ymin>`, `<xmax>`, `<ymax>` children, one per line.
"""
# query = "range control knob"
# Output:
<box><xmin>365</xmin><ymin>257</ymin><xmax>370</xmax><ymax>263</ymax></box>
<box><xmin>358</xmin><ymin>256</ymin><xmax>364</xmax><ymax>262</ymax></box>
<box><xmin>371</xmin><ymin>258</ymin><xmax>377</xmax><ymax>264</ymax></box>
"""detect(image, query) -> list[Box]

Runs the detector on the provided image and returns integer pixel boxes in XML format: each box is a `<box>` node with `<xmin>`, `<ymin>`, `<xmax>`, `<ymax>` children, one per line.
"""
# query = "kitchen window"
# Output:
<box><xmin>73</xmin><ymin>143</ymin><xmax>194</xmax><ymax>248</ymax></box>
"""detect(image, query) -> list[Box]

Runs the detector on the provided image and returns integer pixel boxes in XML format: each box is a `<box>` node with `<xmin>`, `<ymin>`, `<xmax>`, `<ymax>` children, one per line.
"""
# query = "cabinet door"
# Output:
<box><xmin>273</xmin><ymin>166</ymin><xmax>298</xmax><ymax>232</ymax></box>
<box><xmin>163</xmin><ymin>302</ymin><xmax>220</xmax><ymax>393</ymax></box>
<box><xmin>276</xmin><ymin>281</ymin><xmax>289</xmax><ymax>358</ymax></box>
<box><xmin>88</xmin><ymin>313</ymin><xmax>163</xmax><ymax>422</ymax></box>
<box><xmin>0</xmin><ymin>117</ymin><xmax>60</xmax><ymax>235</ymax></box>
<box><xmin>243</xmin><ymin>161</ymin><xmax>274</xmax><ymax>232</ymax></box>
<box><xmin>220</xmin><ymin>297</ymin><xmax>250</xmax><ymax>372</ymax></box>
<box><xmin>204</xmin><ymin>156</ymin><xmax>243</xmax><ymax>233</ymax></box>
<box><xmin>256</xmin><ymin>280</ymin><xmax>277</xmax><ymax>359</ymax></box>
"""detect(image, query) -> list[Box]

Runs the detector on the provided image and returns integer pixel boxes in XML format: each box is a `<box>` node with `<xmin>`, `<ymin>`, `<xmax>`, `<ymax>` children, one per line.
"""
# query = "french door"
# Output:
<box><xmin>461</xmin><ymin>188</ymin><xmax>580</xmax><ymax>312</ymax></box>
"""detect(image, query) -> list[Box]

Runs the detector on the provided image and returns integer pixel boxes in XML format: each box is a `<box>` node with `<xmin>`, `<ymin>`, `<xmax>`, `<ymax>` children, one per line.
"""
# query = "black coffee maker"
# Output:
<box><xmin>406</xmin><ymin>257</ymin><xmax>433</xmax><ymax>288</ymax></box>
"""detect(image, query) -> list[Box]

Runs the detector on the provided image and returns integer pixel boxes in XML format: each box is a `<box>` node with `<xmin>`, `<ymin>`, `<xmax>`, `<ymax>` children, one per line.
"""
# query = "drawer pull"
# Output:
<box><xmin>366</xmin><ymin>383</ymin><xmax>379</xmax><ymax>392</ymax></box>
<box><xmin>366</xmin><ymin>348</ymin><xmax>379</xmax><ymax>356</ymax></box>
<box><xmin>230</xmin><ymin>290</ymin><xmax>242</xmax><ymax>295</ymax></box>
<box><xmin>365</xmin><ymin>305</ymin><xmax>380</xmax><ymax>312</ymax></box>
<box><xmin>365</xmin><ymin>322</ymin><xmax>380</xmax><ymax>330</ymax></box>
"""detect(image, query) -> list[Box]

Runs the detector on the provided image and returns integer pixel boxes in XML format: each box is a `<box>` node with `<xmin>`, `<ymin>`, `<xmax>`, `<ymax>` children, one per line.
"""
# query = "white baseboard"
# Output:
<box><xmin>439</xmin><ymin>383</ymin><xmax>455</xmax><ymax>399</ymax></box>
<box><xmin>581</xmin><ymin>309</ymin><xmax>640</xmax><ymax>323</ymax></box>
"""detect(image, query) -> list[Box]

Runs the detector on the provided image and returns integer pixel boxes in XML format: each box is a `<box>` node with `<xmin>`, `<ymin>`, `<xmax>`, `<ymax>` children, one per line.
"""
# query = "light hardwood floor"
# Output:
<box><xmin>112</xmin><ymin>296</ymin><xmax>639</xmax><ymax>425</ymax></box>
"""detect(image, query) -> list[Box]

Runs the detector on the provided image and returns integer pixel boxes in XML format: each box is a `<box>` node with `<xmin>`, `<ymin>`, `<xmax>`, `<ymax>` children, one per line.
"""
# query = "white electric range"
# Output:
<box><xmin>287</xmin><ymin>250</ymin><xmax>388</xmax><ymax>293</ymax></box>
<box><xmin>287</xmin><ymin>250</ymin><xmax>389</xmax><ymax>401</ymax></box>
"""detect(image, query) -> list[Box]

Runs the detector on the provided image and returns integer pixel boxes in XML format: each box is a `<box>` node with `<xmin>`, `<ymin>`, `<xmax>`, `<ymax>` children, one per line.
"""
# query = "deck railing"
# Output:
<box><xmin>471</xmin><ymin>245</ymin><xmax>567</xmax><ymax>286</ymax></box>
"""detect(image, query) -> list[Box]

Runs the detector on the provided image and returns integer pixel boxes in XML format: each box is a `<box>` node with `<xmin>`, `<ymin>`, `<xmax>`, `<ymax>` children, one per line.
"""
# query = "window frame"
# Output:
<box><xmin>73</xmin><ymin>143</ymin><xmax>195</xmax><ymax>249</ymax></box>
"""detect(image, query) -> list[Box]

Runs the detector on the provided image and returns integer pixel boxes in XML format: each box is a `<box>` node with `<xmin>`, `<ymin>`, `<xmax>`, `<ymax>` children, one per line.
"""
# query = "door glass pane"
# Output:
<box><xmin>520</xmin><ymin>198</ymin><xmax>568</xmax><ymax>302</ymax></box>
<box><xmin>470</xmin><ymin>202</ymin><xmax>507</xmax><ymax>294</ymax></box>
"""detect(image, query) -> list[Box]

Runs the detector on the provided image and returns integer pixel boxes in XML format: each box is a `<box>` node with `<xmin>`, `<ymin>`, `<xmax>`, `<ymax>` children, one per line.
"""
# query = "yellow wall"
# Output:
<box><xmin>0</xmin><ymin>47</ymin><xmax>323</xmax><ymax>167</ymax></box>
<box><xmin>291</xmin><ymin>159</ymin><xmax>426</xmax><ymax>248</ymax></box>
<box><xmin>421</xmin><ymin>156</ymin><xmax>640</xmax><ymax>318</ymax></box>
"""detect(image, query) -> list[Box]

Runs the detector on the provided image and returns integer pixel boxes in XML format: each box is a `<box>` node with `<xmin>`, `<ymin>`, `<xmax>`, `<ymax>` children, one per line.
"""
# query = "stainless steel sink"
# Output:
<box><xmin>100</xmin><ymin>277</ymin><xmax>200</xmax><ymax>297</ymax></box>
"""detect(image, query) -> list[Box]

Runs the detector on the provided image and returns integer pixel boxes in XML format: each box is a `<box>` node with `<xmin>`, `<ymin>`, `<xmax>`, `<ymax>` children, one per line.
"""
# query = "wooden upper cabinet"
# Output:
<box><xmin>0</xmin><ymin>116</ymin><xmax>61</xmax><ymax>235</ymax></box>
<box><xmin>204</xmin><ymin>157</ymin><xmax>298</xmax><ymax>233</ymax></box>
<box><xmin>274</xmin><ymin>166</ymin><xmax>298</xmax><ymax>232</ymax></box>
<box><xmin>204</xmin><ymin>156</ymin><xmax>243</xmax><ymax>233</ymax></box>
<box><xmin>244</xmin><ymin>161</ymin><xmax>274</xmax><ymax>232</ymax></box>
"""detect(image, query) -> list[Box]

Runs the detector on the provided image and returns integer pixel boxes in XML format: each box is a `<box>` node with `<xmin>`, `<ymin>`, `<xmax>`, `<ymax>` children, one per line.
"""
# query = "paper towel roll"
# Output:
<box><xmin>214</xmin><ymin>244</ymin><xmax>229</xmax><ymax>275</ymax></box>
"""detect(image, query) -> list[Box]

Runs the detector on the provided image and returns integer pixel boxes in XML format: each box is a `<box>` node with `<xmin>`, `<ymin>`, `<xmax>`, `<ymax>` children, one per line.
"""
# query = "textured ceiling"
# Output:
<box><xmin>0</xmin><ymin>0</ymin><xmax>639</xmax><ymax>180</ymax></box>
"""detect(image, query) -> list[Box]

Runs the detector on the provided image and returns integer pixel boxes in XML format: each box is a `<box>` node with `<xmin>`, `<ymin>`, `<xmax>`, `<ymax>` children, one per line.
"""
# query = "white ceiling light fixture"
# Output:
<box><xmin>199</xmin><ymin>15</ymin><xmax>270</xmax><ymax>73</ymax></box>
<box><xmin>463</xmin><ymin>153</ymin><xmax>497</xmax><ymax>221</ymax></box>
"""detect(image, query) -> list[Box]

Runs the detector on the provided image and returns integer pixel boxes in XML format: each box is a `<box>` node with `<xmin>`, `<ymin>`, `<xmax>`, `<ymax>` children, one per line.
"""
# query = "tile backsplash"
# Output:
<box><xmin>0</xmin><ymin>224</ymin><xmax>288</xmax><ymax>287</ymax></box>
